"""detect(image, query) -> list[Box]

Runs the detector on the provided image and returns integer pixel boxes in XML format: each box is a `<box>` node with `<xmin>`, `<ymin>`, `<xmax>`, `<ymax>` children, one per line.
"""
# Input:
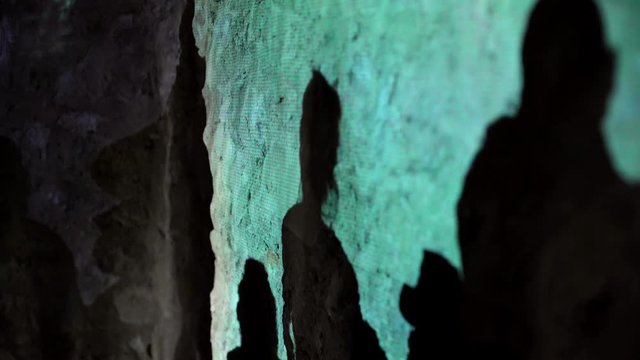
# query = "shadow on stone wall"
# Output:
<box><xmin>400</xmin><ymin>1</ymin><xmax>640</xmax><ymax>359</ymax></box>
<box><xmin>281</xmin><ymin>71</ymin><xmax>387</xmax><ymax>360</ymax></box>
<box><xmin>400</xmin><ymin>251</ymin><xmax>463</xmax><ymax>360</ymax></box>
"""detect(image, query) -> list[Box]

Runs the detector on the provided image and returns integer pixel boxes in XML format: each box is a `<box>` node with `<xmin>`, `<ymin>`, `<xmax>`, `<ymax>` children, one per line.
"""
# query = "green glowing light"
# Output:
<box><xmin>193</xmin><ymin>1</ymin><xmax>640</xmax><ymax>359</ymax></box>
<box><xmin>55</xmin><ymin>0</ymin><xmax>75</xmax><ymax>18</ymax></box>
<box><xmin>599</xmin><ymin>0</ymin><xmax>640</xmax><ymax>181</ymax></box>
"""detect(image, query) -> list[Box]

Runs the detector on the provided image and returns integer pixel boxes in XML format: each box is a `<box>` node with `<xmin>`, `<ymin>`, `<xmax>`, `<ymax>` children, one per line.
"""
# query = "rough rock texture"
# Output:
<box><xmin>193</xmin><ymin>2</ymin><xmax>534</xmax><ymax>359</ymax></box>
<box><xmin>1</xmin><ymin>0</ymin><xmax>639</xmax><ymax>359</ymax></box>
<box><xmin>0</xmin><ymin>0</ymin><xmax>214</xmax><ymax>359</ymax></box>
<box><xmin>193</xmin><ymin>0</ymin><xmax>640</xmax><ymax>359</ymax></box>
<box><xmin>1</xmin><ymin>0</ymin><xmax>184</xmax><ymax>305</ymax></box>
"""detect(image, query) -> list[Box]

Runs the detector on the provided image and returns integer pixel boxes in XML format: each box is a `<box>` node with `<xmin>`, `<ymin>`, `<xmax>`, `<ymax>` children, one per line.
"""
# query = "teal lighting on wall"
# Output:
<box><xmin>599</xmin><ymin>0</ymin><xmax>640</xmax><ymax>181</ymax></box>
<box><xmin>55</xmin><ymin>0</ymin><xmax>75</xmax><ymax>18</ymax></box>
<box><xmin>192</xmin><ymin>1</ymin><xmax>640</xmax><ymax>359</ymax></box>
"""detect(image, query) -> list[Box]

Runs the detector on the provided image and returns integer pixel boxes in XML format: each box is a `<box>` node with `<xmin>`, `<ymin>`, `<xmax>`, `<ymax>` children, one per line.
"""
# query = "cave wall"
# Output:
<box><xmin>192</xmin><ymin>0</ymin><xmax>640</xmax><ymax>359</ymax></box>
<box><xmin>1</xmin><ymin>0</ymin><xmax>639</xmax><ymax>359</ymax></box>
<box><xmin>0</xmin><ymin>0</ymin><xmax>213</xmax><ymax>359</ymax></box>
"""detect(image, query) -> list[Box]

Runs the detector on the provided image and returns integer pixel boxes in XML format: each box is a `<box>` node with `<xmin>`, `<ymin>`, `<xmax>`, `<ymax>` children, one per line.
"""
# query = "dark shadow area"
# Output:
<box><xmin>89</xmin><ymin>1</ymin><xmax>214</xmax><ymax>358</ymax></box>
<box><xmin>0</xmin><ymin>137</ymin><xmax>80</xmax><ymax>359</ymax></box>
<box><xmin>227</xmin><ymin>259</ymin><xmax>278</xmax><ymax>360</ymax></box>
<box><xmin>281</xmin><ymin>70</ymin><xmax>386</xmax><ymax>360</ymax></box>
<box><xmin>171</xmin><ymin>0</ymin><xmax>215</xmax><ymax>359</ymax></box>
<box><xmin>457</xmin><ymin>0</ymin><xmax>640</xmax><ymax>358</ymax></box>
<box><xmin>400</xmin><ymin>251</ymin><xmax>463</xmax><ymax>360</ymax></box>
<box><xmin>2</xmin><ymin>0</ymin><xmax>213</xmax><ymax>358</ymax></box>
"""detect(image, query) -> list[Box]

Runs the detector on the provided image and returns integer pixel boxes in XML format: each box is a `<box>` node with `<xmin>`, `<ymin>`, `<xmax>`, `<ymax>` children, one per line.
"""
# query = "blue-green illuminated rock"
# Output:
<box><xmin>192</xmin><ymin>1</ymin><xmax>640</xmax><ymax>359</ymax></box>
<box><xmin>599</xmin><ymin>0</ymin><xmax>640</xmax><ymax>181</ymax></box>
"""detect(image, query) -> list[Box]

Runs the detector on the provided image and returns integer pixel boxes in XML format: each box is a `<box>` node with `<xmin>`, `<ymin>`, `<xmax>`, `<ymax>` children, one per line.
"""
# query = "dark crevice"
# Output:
<box><xmin>227</xmin><ymin>259</ymin><xmax>278</xmax><ymax>360</ymax></box>
<box><xmin>170</xmin><ymin>0</ymin><xmax>214</xmax><ymax>358</ymax></box>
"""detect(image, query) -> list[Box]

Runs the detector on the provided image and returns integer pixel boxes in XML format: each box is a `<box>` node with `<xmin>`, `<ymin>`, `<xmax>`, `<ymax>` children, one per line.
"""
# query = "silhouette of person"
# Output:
<box><xmin>281</xmin><ymin>70</ymin><xmax>387</xmax><ymax>360</ymax></box>
<box><xmin>400</xmin><ymin>251</ymin><xmax>463</xmax><ymax>360</ymax></box>
<box><xmin>531</xmin><ymin>184</ymin><xmax>640</xmax><ymax>359</ymax></box>
<box><xmin>227</xmin><ymin>259</ymin><xmax>278</xmax><ymax>360</ymax></box>
<box><xmin>457</xmin><ymin>0</ymin><xmax>628</xmax><ymax>357</ymax></box>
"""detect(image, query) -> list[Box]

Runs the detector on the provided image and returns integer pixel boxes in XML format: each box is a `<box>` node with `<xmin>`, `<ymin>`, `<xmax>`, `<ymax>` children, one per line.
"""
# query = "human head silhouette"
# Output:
<box><xmin>520</xmin><ymin>0</ymin><xmax>614</xmax><ymax>126</ymax></box>
<box><xmin>299</xmin><ymin>70</ymin><xmax>341</xmax><ymax>205</ymax></box>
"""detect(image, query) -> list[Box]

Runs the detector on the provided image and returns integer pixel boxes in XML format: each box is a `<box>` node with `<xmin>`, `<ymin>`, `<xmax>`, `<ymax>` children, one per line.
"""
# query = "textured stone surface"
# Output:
<box><xmin>0</xmin><ymin>0</ymin><xmax>213</xmax><ymax>359</ymax></box>
<box><xmin>193</xmin><ymin>2</ymin><xmax>532</xmax><ymax>359</ymax></box>
<box><xmin>1</xmin><ymin>0</ymin><xmax>184</xmax><ymax>306</ymax></box>
<box><xmin>1</xmin><ymin>0</ymin><xmax>639</xmax><ymax>359</ymax></box>
<box><xmin>193</xmin><ymin>0</ymin><xmax>640</xmax><ymax>359</ymax></box>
